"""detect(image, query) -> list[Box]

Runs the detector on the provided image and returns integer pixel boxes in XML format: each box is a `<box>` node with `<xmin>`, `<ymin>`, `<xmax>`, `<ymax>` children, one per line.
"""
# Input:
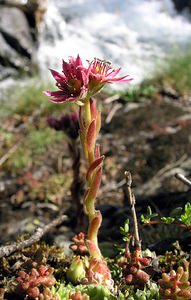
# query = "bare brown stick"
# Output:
<box><xmin>105</xmin><ymin>103</ymin><xmax>122</xmax><ymax>124</ymax></box>
<box><xmin>0</xmin><ymin>214</ymin><xmax>67</xmax><ymax>259</ymax></box>
<box><xmin>0</xmin><ymin>141</ymin><xmax>21</xmax><ymax>166</ymax></box>
<box><xmin>125</xmin><ymin>171</ymin><xmax>141</xmax><ymax>249</ymax></box>
<box><xmin>104</xmin><ymin>94</ymin><xmax>120</xmax><ymax>104</ymax></box>
<box><xmin>175</xmin><ymin>173</ymin><xmax>191</xmax><ymax>187</ymax></box>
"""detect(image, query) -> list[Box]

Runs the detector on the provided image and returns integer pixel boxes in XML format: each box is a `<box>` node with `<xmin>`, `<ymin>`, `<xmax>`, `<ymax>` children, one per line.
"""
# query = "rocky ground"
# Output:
<box><xmin>0</xmin><ymin>88</ymin><xmax>191</xmax><ymax>254</ymax></box>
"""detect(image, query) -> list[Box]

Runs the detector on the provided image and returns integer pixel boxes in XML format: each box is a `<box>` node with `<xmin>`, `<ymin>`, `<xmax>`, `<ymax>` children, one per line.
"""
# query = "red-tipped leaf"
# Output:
<box><xmin>88</xmin><ymin>167</ymin><xmax>102</xmax><ymax>200</ymax></box>
<box><xmin>86</xmin><ymin>155</ymin><xmax>104</xmax><ymax>181</ymax></box>
<box><xmin>86</xmin><ymin>119</ymin><xmax>96</xmax><ymax>152</ymax></box>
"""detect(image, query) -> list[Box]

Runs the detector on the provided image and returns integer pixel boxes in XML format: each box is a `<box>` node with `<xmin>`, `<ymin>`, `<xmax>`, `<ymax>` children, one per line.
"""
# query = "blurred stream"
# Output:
<box><xmin>38</xmin><ymin>0</ymin><xmax>191</xmax><ymax>84</ymax></box>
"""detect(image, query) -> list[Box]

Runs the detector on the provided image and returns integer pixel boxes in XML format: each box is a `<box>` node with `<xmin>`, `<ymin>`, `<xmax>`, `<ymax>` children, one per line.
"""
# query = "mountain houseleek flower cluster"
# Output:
<box><xmin>45</xmin><ymin>55</ymin><xmax>132</xmax><ymax>289</ymax></box>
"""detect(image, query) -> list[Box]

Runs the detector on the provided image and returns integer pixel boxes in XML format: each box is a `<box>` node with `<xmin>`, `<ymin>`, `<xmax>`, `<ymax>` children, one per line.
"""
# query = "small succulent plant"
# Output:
<box><xmin>158</xmin><ymin>260</ymin><xmax>191</xmax><ymax>299</ymax></box>
<box><xmin>69</xmin><ymin>232</ymin><xmax>88</xmax><ymax>255</ymax></box>
<box><xmin>39</xmin><ymin>287</ymin><xmax>59</xmax><ymax>300</ymax></box>
<box><xmin>126</xmin><ymin>282</ymin><xmax>161</xmax><ymax>300</ymax></box>
<box><xmin>121</xmin><ymin>244</ymin><xmax>151</xmax><ymax>290</ymax></box>
<box><xmin>69</xmin><ymin>290</ymin><xmax>90</xmax><ymax>300</ymax></box>
<box><xmin>16</xmin><ymin>264</ymin><xmax>57</xmax><ymax>299</ymax></box>
<box><xmin>67</xmin><ymin>256</ymin><xmax>86</xmax><ymax>284</ymax></box>
<box><xmin>51</xmin><ymin>283</ymin><xmax>117</xmax><ymax>300</ymax></box>
<box><xmin>115</xmin><ymin>217</ymin><xmax>153</xmax><ymax>293</ymax></box>
<box><xmin>83</xmin><ymin>258</ymin><xmax>114</xmax><ymax>290</ymax></box>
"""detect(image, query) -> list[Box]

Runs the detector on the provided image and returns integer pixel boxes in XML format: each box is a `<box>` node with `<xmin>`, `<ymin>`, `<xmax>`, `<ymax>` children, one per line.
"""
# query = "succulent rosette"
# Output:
<box><xmin>84</xmin><ymin>258</ymin><xmax>114</xmax><ymax>290</ymax></box>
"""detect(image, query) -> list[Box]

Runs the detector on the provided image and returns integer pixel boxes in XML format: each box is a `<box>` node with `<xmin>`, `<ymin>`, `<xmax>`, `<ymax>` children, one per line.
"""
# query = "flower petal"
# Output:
<box><xmin>51</xmin><ymin>96</ymin><xmax>77</xmax><ymax>103</ymax></box>
<box><xmin>106</xmin><ymin>67</ymin><xmax>122</xmax><ymax>77</ymax></box>
<box><xmin>103</xmin><ymin>75</ymin><xmax>133</xmax><ymax>83</ymax></box>
<box><xmin>44</xmin><ymin>90</ymin><xmax>64</xmax><ymax>98</ymax></box>
<box><xmin>44</xmin><ymin>90</ymin><xmax>76</xmax><ymax>103</ymax></box>
<box><xmin>50</xmin><ymin>69</ymin><xmax>66</xmax><ymax>84</ymax></box>
<box><xmin>62</xmin><ymin>59</ymin><xmax>72</xmax><ymax>76</ymax></box>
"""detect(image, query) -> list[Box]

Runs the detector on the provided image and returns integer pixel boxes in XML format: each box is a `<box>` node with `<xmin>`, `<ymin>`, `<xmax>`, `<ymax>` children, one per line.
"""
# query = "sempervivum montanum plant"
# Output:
<box><xmin>45</xmin><ymin>55</ymin><xmax>132</xmax><ymax>289</ymax></box>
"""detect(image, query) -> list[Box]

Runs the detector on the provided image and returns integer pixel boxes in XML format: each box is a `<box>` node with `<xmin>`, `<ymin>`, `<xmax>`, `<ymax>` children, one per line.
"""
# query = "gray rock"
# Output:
<box><xmin>0</xmin><ymin>6</ymin><xmax>35</xmax><ymax>79</ymax></box>
<box><xmin>0</xmin><ymin>1</ymin><xmax>48</xmax><ymax>80</ymax></box>
<box><xmin>0</xmin><ymin>7</ymin><xmax>34</xmax><ymax>55</ymax></box>
<box><xmin>172</xmin><ymin>0</ymin><xmax>191</xmax><ymax>13</ymax></box>
<box><xmin>0</xmin><ymin>1</ymin><xmax>28</xmax><ymax>5</ymax></box>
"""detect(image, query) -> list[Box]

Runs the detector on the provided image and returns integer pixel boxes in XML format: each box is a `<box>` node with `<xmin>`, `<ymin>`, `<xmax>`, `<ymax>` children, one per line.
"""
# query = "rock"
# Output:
<box><xmin>0</xmin><ymin>6</ymin><xmax>35</xmax><ymax>78</ymax></box>
<box><xmin>172</xmin><ymin>0</ymin><xmax>191</xmax><ymax>13</ymax></box>
<box><xmin>27</xmin><ymin>0</ymin><xmax>48</xmax><ymax>31</ymax></box>
<box><xmin>2</xmin><ymin>0</ymin><xmax>48</xmax><ymax>33</ymax></box>
<box><xmin>0</xmin><ymin>0</ymin><xmax>48</xmax><ymax>80</ymax></box>
<box><xmin>0</xmin><ymin>7</ymin><xmax>34</xmax><ymax>54</ymax></box>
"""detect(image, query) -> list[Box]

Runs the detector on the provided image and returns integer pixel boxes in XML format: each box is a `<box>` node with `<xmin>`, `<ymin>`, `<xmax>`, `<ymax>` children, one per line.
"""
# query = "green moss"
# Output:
<box><xmin>0</xmin><ymin>78</ymin><xmax>74</xmax><ymax>120</ymax></box>
<box><xmin>5</xmin><ymin>127</ymin><xmax>64</xmax><ymax>173</ymax></box>
<box><xmin>0</xmin><ymin>129</ymin><xmax>14</xmax><ymax>147</ymax></box>
<box><xmin>6</xmin><ymin>147</ymin><xmax>32</xmax><ymax>174</ymax></box>
<box><xmin>120</xmin><ymin>84</ymin><xmax>156</xmax><ymax>103</ymax></box>
<box><xmin>27</xmin><ymin>127</ymin><xmax>63</xmax><ymax>154</ymax></box>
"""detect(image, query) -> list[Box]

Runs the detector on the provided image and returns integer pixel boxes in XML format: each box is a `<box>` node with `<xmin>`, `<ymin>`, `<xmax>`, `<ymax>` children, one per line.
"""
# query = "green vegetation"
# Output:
<box><xmin>149</xmin><ymin>46</ymin><xmax>191</xmax><ymax>95</ymax></box>
<box><xmin>5</xmin><ymin>127</ymin><xmax>63</xmax><ymax>173</ymax></box>
<box><xmin>119</xmin><ymin>84</ymin><xmax>156</xmax><ymax>103</ymax></box>
<box><xmin>115</xmin><ymin>46</ymin><xmax>191</xmax><ymax>103</ymax></box>
<box><xmin>141</xmin><ymin>202</ymin><xmax>191</xmax><ymax>229</ymax></box>
<box><xmin>0</xmin><ymin>79</ymin><xmax>71</xmax><ymax>120</ymax></box>
<box><xmin>105</xmin><ymin>83</ymin><xmax>156</xmax><ymax>103</ymax></box>
<box><xmin>0</xmin><ymin>78</ymin><xmax>75</xmax><ymax>174</ymax></box>
<box><xmin>52</xmin><ymin>282</ymin><xmax>160</xmax><ymax>300</ymax></box>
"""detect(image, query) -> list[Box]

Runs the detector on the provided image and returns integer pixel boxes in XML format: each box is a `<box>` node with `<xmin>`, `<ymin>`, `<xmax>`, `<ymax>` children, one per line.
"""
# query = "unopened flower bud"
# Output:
<box><xmin>67</xmin><ymin>256</ymin><xmax>86</xmax><ymax>283</ymax></box>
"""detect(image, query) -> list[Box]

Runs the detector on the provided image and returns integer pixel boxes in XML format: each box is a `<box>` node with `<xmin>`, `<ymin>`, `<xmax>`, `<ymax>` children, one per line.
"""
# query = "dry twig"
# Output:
<box><xmin>0</xmin><ymin>214</ymin><xmax>67</xmax><ymax>259</ymax></box>
<box><xmin>104</xmin><ymin>94</ymin><xmax>120</xmax><ymax>104</ymax></box>
<box><xmin>0</xmin><ymin>141</ymin><xmax>21</xmax><ymax>166</ymax></box>
<box><xmin>125</xmin><ymin>171</ymin><xmax>141</xmax><ymax>249</ymax></box>
<box><xmin>105</xmin><ymin>103</ymin><xmax>122</xmax><ymax>124</ymax></box>
<box><xmin>175</xmin><ymin>173</ymin><xmax>191</xmax><ymax>187</ymax></box>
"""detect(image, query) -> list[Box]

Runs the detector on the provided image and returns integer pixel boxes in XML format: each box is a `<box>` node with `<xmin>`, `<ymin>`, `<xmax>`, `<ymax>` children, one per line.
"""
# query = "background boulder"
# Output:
<box><xmin>0</xmin><ymin>0</ymin><xmax>48</xmax><ymax>80</ymax></box>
